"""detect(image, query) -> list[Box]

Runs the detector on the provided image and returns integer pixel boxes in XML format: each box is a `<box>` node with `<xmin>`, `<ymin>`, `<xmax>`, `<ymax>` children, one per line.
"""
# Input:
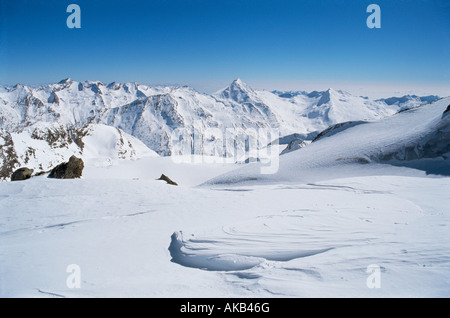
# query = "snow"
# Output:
<box><xmin>0</xmin><ymin>156</ymin><xmax>449</xmax><ymax>297</ymax></box>
<box><xmin>0</xmin><ymin>83</ymin><xmax>448</xmax><ymax>298</ymax></box>
<box><xmin>205</xmin><ymin>97</ymin><xmax>450</xmax><ymax>186</ymax></box>
<box><xmin>0</xmin><ymin>123</ymin><xmax>158</xmax><ymax>180</ymax></box>
<box><xmin>0</xmin><ymin>78</ymin><xmax>428</xmax><ymax>157</ymax></box>
<box><xmin>81</xmin><ymin>124</ymin><xmax>158</xmax><ymax>161</ymax></box>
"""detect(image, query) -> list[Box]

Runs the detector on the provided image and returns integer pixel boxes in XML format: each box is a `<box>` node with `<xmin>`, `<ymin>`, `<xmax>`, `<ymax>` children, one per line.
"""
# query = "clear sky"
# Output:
<box><xmin>0</xmin><ymin>0</ymin><xmax>449</xmax><ymax>98</ymax></box>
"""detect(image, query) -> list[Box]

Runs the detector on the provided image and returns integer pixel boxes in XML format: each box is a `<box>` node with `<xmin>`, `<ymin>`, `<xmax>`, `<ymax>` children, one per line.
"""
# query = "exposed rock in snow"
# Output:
<box><xmin>48</xmin><ymin>155</ymin><xmax>84</xmax><ymax>179</ymax></box>
<box><xmin>156</xmin><ymin>174</ymin><xmax>178</xmax><ymax>186</ymax></box>
<box><xmin>443</xmin><ymin>104</ymin><xmax>450</xmax><ymax>117</ymax></box>
<box><xmin>312</xmin><ymin>121</ymin><xmax>367</xmax><ymax>142</ymax></box>
<box><xmin>280</xmin><ymin>138</ymin><xmax>307</xmax><ymax>155</ymax></box>
<box><xmin>11</xmin><ymin>167</ymin><xmax>34</xmax><ymax>181</ymax></box>
<box><xmin>0</xmin><ymin>123</ymin><xmax>157</xmax><ymax>180</ymax></box>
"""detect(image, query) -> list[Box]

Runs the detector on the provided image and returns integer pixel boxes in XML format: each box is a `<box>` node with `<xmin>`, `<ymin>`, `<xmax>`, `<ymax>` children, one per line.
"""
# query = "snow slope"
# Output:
<box><xmin>204</xmin><ymin>97</ymin><xmax>450</xmax><ymax>186</ymax></box>
<box><xmin>0</xmin><ymin>97</ymin><xmax>449</xmax><ymax>298</ymax></box>
<box><xmin>0</xmin><ymin>156</ymin><xmax>449</xmax><ymax>297</ymax></box>
<box><xmin>1</xmin><ymin>83</ymin><xmax>448</xmax><ymax>298</ymax></box>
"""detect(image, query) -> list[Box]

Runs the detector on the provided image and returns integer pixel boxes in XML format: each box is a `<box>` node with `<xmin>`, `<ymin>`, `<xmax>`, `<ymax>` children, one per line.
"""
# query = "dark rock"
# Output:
<box><xmin>47</xmin><ymin>90</ymin><xmax>60</xmax><ymax>104</ymax></box>
<box><xmin>48</xmin><ymin>155</ymin><xmax>84</xmax><ymax>179</ymax></box>
<box><xmin>280</xmin><ymin>138</ymin><xmax>307</xmax><ymax>155</ymax></box>
<box><xmin>313</xmin><ymin>121</ymin><xmax>366</xmax><ymax>142</ymax></box>
<box><xmin>0</xmin><ymin>129</ymin><xmax>20</xmax><ymax>180</ymax></box>
<box><xmin>275</xmin><ymin>132</ymin><xmax>318</xmax><ymax>145</ymax></box>
<box><xmin>336</xmin><ymin>157</ymin><xmax>371</xmax><ymax>164</ymax></box>
<box><xmin>34</xmin><ymin>170</ymin><xmax>49</xmax><ymax>177</ymax></box>
<box><xmin>443</xmin><ymin>105</ymin><xmax>450</xmax><ymax>117</ymax></box>
<box><xmin>11</xmin><ymin>167</ymin><xmax>34</xmax><ymax>181</ymax></box>
<box><xmin>157</xmin><ymin>174</ymin><xmax>178</xmax><ymax>186</ymax></box>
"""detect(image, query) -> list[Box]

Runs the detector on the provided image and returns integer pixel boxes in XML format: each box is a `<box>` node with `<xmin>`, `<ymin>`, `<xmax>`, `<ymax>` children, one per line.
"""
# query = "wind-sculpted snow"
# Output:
<box><xmin>1</xmin><ymin>153</ymin><xmax>449</xmax><ymax>297</ymax></box>
<box><xmin>169</xmin><ymin>230</ymin><xmax>333</xmax><ymax>271</ymax></box>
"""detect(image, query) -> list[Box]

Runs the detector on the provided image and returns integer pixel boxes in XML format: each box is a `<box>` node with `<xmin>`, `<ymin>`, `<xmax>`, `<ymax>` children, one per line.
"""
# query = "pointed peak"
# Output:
<box><xmin>216</xmin><ymin>78</ymin><xmax>255</xmax><ymax>103</ymax></box>
<box><xmin>325</xmin><ymin>88</ymin><xmax>349</xmax><ymax>96</ymax></box>
<box><xmin>317</xmin><ymin>89</ymin><xmax>334</xmax><ymax>106</ymax></box>
<box><xmin>230</xmin><ymin>78</ymin><xmax>251</xmax><ymax>88</ymax></box>
<box><xmin>320</xmin><ymin>88</ymin><xmax>349</xmax><ymax>99</ymax></box>
<box><xmin>13</xmin><ymin>83</ymin><xmax>24</xmax><ymax>89</ymax></box>
<box><xmin>58</xmin><ymin>78</ymin><xmax>73</xmax><ymax>84</ymax></box>
<box><xmin>228</xmin><ymin>78</ymin><xmax>255</xmax><ymax>94</ymax></box>
<box><xmin>10</xmin><ymin>83</ymin><xmax>30</xmax><ymax>94</ymax></box>
<box><xmin>107</xmin><ymin>81</ymin><xmax>123</xmax><ymax>90</ymax></box>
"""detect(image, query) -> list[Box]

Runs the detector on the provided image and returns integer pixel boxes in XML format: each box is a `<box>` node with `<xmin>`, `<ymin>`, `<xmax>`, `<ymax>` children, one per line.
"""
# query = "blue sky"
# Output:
<box><xmin>0</xmin><ymin>0</ymin><xmax>449</xmax><ymax>97</ymax></box>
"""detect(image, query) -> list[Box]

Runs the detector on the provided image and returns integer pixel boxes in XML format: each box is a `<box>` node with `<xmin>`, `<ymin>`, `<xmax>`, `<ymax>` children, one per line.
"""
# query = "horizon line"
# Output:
<box><xmin>1</xmin><ymin>77</ymin><xmax>448</xmax><ymax>100</ymax></box>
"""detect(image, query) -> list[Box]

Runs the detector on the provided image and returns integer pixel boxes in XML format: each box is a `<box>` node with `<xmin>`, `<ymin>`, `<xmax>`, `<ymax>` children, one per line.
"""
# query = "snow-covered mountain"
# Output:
<box><xmin>0</xmin><ymin>78</ymin><xmax>441</xmax><ymax>179</ymax></box>
<box><xmin>204</xmin><ymin>97</ymin><xmax>450</xmax><ymax>186</ymax></box>
<box><xmin>0</xmin><ymin>123</ymin><xmax>157</xmax><ymax>180</ymax></box>
<box><xmin>1</xmin><ymin>83</ymin><xmax>448</xmax><ymax>297</ymax></box>
<box><xmin>377</xmin><ymin>94</ymin><xmax>440</xmax><ymax>110</ymax></box>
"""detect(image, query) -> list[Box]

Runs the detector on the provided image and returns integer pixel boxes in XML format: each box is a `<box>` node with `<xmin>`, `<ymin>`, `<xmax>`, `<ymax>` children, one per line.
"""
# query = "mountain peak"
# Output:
<box><xmin>58</xmin><ymin>78</ymin><xmax>74</xmax><ymax>84</ymax></box>
<box><xmin>232</xmin><ymin>78</ymin><xmax>244</xmax><ymax>85</ymax></box>
<box><xmin>317</xmin><ymin>88</ymin><xmax>338</xmax><ymax>106</ymax></box>
<box><xmin>325</xmin><ymin>88</ymin><xmax>342</xmax><ymax>95</ymax></box>
<box><xmin>230</xmin><ymin>78</ymin><xmax>251</xmax><ymax>90</ymax></box>
<box><xmin>216</xmin><ymin>78</ymin><xmax>256</xmax><ymax>103</ymax></box>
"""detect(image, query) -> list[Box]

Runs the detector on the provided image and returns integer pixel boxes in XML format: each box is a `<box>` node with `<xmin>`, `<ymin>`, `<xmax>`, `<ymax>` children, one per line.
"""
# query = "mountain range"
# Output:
<box><xmin>205</xmin><ymin>96</ymin><xmax>450</xmax><ymax>186</ymax></box>
<box><xmin>0</xmin><ymin>78</ymin><xmax>442</xmax><ymax>179</ymax></box>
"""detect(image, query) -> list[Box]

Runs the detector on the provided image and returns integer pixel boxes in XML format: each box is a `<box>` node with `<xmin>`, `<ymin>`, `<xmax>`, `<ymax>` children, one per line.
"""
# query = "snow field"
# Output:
<box><xmin>1</xmin><ymin>156</ymin><xmax>449</xmax><ymax>297</ymax></box>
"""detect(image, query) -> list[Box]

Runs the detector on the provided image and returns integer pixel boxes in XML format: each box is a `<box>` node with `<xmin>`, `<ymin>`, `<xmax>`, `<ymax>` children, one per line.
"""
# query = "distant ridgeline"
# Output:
<box><xmin>0</xmin><ymin>78</ymin><xmax>441</xmax><ymax>180</ymax></box>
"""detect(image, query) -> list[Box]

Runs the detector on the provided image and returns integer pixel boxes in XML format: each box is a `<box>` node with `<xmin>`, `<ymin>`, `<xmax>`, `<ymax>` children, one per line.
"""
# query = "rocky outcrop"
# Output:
<box><xmin>11</xmin><ymin>167</ymin><xmax>34</xmax><ymax>181</ymax></box>
<box><xmin>30</xmin><ymin>125</ymin><xmax>88</xmax><ymax>150</ymax></box>
<box><xmin>313</xmin><ymin>121</ymin><xmax>366</xmax><ymax>142</ymax></box>
<box><xmin>157</xmin><ymin>174</ymin><xmax>178</xmax><ymax>186</ymax></box>
<box><xmin>443</xmin><ymin>105</ymin><xmax>450</xmax><ymax>117</ymax></box>
<box><xmin>48</xmin><ymin>155</ymin><xmax>84</xmax><ymax>179</ymax></box>
<box><xmin>280</xmin><ymin>138</ymin><xmax>307</xmax><ymax>155</ymax></box>
<box><xmin>0</xmin><ymin>129</ymin><xmax>20</xmax><ymax>180</ymax></box>
<box><xmin>375</xmin><ymin>110</ymin><xmax>450</xmax><ymax>163</ymax></box>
